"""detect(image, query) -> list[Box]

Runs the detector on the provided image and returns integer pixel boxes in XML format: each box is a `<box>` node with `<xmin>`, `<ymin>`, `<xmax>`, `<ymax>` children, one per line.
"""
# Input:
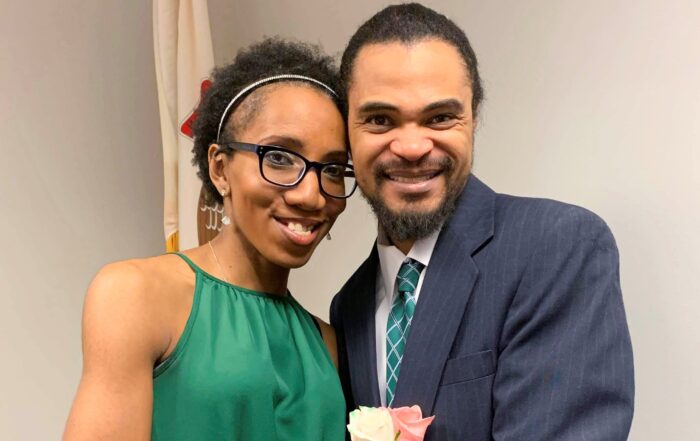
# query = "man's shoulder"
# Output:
<box><xmin>492</xmin><ymin>192</ymin><xmax>613</xmax><ymax>244</ymax></box>
<box><xmin>335</xmin><ymin>250</ymin><xmax>375</xmax><ymax>293</ymax></box>
<box><xmin>331</xmin><ymin>248</ymin><xmax>377</xmax><ymax>313</ymax></box>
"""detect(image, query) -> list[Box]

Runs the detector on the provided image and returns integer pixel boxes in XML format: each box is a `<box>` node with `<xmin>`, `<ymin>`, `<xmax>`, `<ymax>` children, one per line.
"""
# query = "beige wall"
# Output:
<box><xmin>0</xmin><ymin>1</ymin><xmax>163</xmax><ymax>439</ymax></box>
<box><xmin>1</xmin><ymin>0</ymin><xmax>698</xmax><ymax>439</ymax></box>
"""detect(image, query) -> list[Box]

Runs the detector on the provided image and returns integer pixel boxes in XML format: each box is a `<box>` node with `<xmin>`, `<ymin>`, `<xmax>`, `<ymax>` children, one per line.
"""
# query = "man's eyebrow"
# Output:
<box><xmin>356</xmin><ymin>101</ymin><xmax>399</xmax><ymax>114</ymax></box>
<box><xmin>422</xmin><ymin>99</ymin><xmax>464</xmax><ymax>114</ymax></box>
<box><xmin>356</xmin><ymin>99</ymin><xmax>465</xmax><ymax>115</ymax></box>
<box><xmin>322</xmin><ymin>149</ymin><xmax>350</xmax><ymax>162</ymax></box>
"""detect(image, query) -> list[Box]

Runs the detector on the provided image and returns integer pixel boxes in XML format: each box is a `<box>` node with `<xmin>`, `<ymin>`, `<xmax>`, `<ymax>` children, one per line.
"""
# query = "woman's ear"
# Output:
<box><xmin>208</xmin><ymin>144</ymin><xmax>229</xmax><ymax>196</ymax></box>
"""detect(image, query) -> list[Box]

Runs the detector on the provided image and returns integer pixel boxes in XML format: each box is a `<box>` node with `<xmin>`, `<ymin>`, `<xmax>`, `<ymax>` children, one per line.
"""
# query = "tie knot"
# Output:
<box><xmin>396</xmin><ymin>258</ymin><xmax>424</xmax><ymax>294</ymax></box>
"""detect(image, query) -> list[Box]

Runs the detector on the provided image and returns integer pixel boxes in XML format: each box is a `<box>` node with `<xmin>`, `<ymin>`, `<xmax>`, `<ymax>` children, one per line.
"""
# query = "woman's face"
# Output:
<box><xmin>220</xmin><ymin>84</ymin><xmax>347</xmax><ymax>269</ymax></box>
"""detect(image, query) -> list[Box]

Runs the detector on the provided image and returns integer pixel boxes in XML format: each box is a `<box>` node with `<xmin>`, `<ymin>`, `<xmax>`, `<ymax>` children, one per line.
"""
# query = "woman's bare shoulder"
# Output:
<box><xmin>81</xmin><ymin>254</ymin><xmax>195</xmax><ymax>365</ymax></box>
<box><xmin>312</xmin><ymin>316</ymin><xmax>338</xmax><ymax>369</ymax></box>
<box><xmin>85</xmin><ymin>255</ymin><xmax>192</xmax><ymax>333</ymax></box>
<box><xmin>89</xmin><ymin>254</ymin><xmax>192</xmax><ymax>298</ymax></box>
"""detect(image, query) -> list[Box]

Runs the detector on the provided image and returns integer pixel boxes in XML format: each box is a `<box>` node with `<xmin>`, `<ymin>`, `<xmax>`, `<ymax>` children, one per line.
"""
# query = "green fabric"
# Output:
<box><xmin>385</xmin><ymin>258</ymin><xmax>424</xmax><ymax>406</ymax></box>
<box><xmin>151</xmin><ymin>253</ymin><xmax>345</xmax><ymax>441</ymax></box>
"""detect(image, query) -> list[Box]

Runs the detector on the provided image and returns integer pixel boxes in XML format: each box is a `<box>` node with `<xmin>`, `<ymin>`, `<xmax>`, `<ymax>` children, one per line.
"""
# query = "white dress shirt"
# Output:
<box><xmin>375</xmin><ymin>226</ymin><xmax>441</xmax><ymax>406</ymax></box>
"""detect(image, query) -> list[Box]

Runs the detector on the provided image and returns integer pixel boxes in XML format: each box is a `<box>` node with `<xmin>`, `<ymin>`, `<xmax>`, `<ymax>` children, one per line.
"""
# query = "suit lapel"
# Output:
<box><xmin>392</xmin><ymin>175</ymin><xmax>496</xmax><ymax>414</ymax></box>
<box><xmin>345</xmin><ymin>247</ymin><xmax>382</xmax><ymax>407</ymax></box>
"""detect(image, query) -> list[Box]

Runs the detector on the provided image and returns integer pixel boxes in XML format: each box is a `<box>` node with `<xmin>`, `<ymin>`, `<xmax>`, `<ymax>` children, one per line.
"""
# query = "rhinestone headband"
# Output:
<box><xmin>215</xmin><ymin>74</ymin><xmax>338</xmax><ymax>142</ymax></box>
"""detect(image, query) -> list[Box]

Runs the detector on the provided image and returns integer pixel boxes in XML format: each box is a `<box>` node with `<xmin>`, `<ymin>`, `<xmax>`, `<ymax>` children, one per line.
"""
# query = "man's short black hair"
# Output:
<box><xmin>340</xmin><ymin>3</ymin><xmax>484</xmax><ymax>117</ymax></box>
<box><xmin>192</xmin><ymin>37</ymin><xmax>341</xmax><ymax>204</ymax></box>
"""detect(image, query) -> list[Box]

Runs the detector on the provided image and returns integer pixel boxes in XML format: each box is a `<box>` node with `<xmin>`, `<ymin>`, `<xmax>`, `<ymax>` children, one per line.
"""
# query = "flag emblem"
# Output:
<box><xmin>179</xmin><ymin>79</ymin><xmax>212</xmax><ymax>139</ymax></box>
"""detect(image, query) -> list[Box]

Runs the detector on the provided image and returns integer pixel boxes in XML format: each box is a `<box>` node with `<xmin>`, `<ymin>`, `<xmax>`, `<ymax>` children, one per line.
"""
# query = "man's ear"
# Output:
<box><xmin>208</xmin><ymin>144</ymin><xmax>229</xmax><ymax>195</ymax></box>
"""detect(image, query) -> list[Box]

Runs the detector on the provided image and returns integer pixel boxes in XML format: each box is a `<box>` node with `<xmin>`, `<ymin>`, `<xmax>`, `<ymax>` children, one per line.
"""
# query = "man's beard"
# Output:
<box><xmin>362</xmin><ymin>156</ymin><xmax>464</xmax><ymax>243</ymax></box>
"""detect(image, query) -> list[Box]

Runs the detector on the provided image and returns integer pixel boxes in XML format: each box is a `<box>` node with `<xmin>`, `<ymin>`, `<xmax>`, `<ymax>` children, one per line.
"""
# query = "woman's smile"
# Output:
<box><xmin>273</xmin><ymin>215</ymin><xmax>326</xmax><ymax>246</ymax></box>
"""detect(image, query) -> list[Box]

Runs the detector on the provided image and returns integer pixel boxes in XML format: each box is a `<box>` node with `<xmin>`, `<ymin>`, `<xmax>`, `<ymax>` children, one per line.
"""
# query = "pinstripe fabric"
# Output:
<box><xmin>331</xmin><ymin>175</ymin><xmax>634</xmax><ymax>441</ymax></box>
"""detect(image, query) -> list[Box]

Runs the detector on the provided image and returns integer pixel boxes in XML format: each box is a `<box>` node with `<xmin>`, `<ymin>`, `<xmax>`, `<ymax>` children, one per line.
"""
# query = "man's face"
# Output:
<box><xmin>347</xmin><ymin>39</ymin><xmax>476</xmax><ymax>242</ymax></box>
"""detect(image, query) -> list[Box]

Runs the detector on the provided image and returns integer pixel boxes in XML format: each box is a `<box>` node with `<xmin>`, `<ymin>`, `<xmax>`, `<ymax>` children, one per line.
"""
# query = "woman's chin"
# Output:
<box><xmin>271</xmin><ymin>253</ymin><xmax>313</xmax><ymax>270</ymax></box>
<box><xmin>268</xmin><ymin>243</ymin><xmax>319</xmax><ymax>269</ymax></box>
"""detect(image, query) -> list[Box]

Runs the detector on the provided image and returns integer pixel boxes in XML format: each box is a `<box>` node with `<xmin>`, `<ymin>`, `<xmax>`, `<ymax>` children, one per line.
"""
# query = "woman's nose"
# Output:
<box><xmin>283</xmin><ymin>170</ymin><xmax>326</xmax><ymax>211</ymax></box>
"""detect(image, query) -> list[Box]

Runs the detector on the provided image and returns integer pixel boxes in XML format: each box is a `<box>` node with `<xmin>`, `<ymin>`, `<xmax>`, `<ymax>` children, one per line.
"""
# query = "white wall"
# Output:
<box><xmin>210</xmin><ymin>0</ymin><xmax>700</xmax><ymax>440</ymax></box>
<box><xmin>1</xmin><ymin>0</ymin><xmax>698</xmax><ymax>439</ymax></box>
<box><xmin>0</xmin><ymin>1</ymin><xmax>163</xmax><ymax>439</ymax></box>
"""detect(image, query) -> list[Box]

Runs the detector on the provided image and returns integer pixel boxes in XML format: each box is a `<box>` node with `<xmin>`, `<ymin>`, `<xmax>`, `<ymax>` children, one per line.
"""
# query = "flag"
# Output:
<box><xmin>153</xmin><ymin>0</ymin><xmax>216</xmax><ymax>252</ymax></box>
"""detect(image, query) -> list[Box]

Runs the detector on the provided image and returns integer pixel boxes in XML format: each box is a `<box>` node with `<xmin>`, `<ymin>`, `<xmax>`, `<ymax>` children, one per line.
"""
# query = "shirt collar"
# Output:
<box><xmin>376</xmin><ymin>224</ymin><xmax>441</xmax><ymax>304</ymax></box>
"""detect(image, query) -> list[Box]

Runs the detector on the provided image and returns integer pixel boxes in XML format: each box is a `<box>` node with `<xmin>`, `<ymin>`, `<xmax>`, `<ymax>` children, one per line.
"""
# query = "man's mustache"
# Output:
<box><xmin>373</xmin><ymin>156</ymin><xmax>455</xmax><ymax>180</ymax></box>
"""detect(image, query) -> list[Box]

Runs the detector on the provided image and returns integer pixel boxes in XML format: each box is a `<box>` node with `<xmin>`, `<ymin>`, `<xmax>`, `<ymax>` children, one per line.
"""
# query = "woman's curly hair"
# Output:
<box><xmin>192</xmin><ymin>37</ymin><xmax>342</xmax><ymax>204</ymax></box>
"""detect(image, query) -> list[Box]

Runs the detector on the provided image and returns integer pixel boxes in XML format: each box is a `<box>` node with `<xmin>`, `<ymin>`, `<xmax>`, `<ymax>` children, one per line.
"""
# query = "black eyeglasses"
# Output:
<box><xmin>217</xmin><ymin>142</ymin><xmax>357</xmax><ymax>199</ymax></box>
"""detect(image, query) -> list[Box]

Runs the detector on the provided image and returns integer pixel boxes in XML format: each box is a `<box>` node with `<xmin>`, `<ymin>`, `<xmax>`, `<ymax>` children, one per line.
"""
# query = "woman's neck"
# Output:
<box><xmin>209</xmin><ymin>229</ymin><xmax>289</xmax><ymax>296</ymax></box>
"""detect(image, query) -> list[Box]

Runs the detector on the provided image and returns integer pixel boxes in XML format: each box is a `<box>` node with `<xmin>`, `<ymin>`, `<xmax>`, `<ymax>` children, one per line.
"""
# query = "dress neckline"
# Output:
<box><xmin>173</xmin><ymin>252</ymin><xmax>293</xmax><ymax>302</ymax></box>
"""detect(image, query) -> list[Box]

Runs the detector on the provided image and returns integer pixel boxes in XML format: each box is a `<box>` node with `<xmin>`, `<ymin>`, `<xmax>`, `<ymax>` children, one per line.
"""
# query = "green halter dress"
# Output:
<box><xmin>151</xmin><ymin>253</ymin><xmax>345</xmax><ymax>441</ymax></box>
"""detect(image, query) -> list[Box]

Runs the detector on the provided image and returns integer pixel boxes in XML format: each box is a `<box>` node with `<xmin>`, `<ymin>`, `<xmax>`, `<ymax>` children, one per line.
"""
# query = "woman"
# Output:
<box><xmin>63</xmin><ymin>38</ymin><xmax>356</xmax><ymax>440</ymax></box>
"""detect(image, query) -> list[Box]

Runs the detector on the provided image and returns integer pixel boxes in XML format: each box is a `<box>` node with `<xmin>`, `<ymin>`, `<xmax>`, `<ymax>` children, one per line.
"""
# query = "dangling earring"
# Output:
<box><xmin>219</xmin><ymin>188</ymin><xmax>230</xmax><ymax>225</ymax></box>
<box><xmin>326</xmin><ymin>232</ymin><xmax>332</xmax><ymax>241</ymax></box>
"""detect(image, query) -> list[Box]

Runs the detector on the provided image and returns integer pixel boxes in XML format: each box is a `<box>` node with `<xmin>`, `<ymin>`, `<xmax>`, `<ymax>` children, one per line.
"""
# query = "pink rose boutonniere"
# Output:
<box><xmin>347</xmin><ymin>405</ymin><xmax>435</xmax><ymax>441</ymax></box>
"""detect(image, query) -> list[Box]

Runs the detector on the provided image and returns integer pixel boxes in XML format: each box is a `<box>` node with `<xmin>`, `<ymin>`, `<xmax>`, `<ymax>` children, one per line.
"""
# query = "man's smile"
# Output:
<box><xmin>380</xmin><ymin>169</ymin><xmax>444</xmax><ymax>196</ymax></box>
<box><xmin>384</xmin><ymin>169</ymin><xmax>443</xmax><ymax>183</ymax></box>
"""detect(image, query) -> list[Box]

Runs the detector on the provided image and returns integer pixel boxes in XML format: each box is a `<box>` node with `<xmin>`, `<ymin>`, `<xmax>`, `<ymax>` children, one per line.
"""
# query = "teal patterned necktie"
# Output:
<box><xmin>386</xmin><ymin>258</ymin><xmax>425</xmax><ymax>406</ymax></box>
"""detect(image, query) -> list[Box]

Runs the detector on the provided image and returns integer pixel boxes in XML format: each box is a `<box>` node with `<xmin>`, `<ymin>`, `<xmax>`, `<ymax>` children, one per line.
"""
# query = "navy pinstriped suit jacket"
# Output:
<box><xmin>330</xmin><ymin>175</ymin><xmax>634</xmax><ymax>440</ymax></box>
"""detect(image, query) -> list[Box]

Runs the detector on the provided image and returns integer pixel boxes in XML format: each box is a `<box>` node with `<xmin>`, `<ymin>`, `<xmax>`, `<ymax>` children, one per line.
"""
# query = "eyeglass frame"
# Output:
<box><xmin>215</xmin><ymin>141</ymin><xmax>357</xmax><ymax>199</ymax></box>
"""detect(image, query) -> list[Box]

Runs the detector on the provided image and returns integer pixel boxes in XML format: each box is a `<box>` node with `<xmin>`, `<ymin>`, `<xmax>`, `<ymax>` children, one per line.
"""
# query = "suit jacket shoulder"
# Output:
<box><xmin>493</xmin><ymin>193</ymin><xmax>616</xmax><ymax>253</ymax></box>
<box><xmin>331</xmin><ymin>246</ymin><xmax>377</xmax><ymax>324</ymax></box>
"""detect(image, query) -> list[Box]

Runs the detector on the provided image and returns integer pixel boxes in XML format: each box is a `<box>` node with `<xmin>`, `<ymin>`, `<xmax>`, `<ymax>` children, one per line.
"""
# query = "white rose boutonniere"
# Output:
<box><xmin>347</xmin><ymin>406</ymin><xmax>396</xmax><ymax>441</ymax></box>
<box><xmin>347</xmin><ymin>405</ymin><xmax>435</xmax><ymax>441</ymax></box>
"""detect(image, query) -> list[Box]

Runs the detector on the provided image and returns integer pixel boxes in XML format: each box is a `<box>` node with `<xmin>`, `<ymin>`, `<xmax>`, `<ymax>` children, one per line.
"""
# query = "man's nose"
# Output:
<box><xmin>283</xmin><ymin>169</ymin><xmax>326</xmax><ymax>211</ymax></box>
<box><xmin>388</xmin><ymin>125</ymin><xmax>433</xmax><ymax>162</ymax></box>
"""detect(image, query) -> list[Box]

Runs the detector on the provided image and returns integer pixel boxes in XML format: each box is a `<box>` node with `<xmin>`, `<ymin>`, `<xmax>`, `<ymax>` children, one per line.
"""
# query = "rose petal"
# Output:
<box><xmin>389</xmin><ymin>406</ymin><xmax>435</xmax><ymax>441</ymax></box>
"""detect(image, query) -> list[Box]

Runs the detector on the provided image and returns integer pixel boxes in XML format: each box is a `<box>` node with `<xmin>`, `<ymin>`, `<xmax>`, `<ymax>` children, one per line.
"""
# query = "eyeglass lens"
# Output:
<box><xmin>261</xmin><ymin>150</ymin><xmax>355</xmax><ymax>198</ymax></box>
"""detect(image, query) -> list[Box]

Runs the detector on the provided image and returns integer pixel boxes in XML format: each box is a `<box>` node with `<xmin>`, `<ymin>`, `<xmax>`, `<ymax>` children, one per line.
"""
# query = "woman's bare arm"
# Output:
<box><xmin>63</xmin><ymin>261</ymin><xmax>168</xmax><ymax>441</ymax></box>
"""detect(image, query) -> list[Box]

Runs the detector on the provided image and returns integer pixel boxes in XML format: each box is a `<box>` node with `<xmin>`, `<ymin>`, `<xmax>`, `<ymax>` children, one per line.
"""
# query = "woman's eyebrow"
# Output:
<box><xmin>259</xmin><ymin>135</ymin><xmax>302</xmax><ymax>148</ymax></box>
<box><xmin>259</xmin><ymin>136</ymin><xmax>347</xmax><ymax>161</ymax></box>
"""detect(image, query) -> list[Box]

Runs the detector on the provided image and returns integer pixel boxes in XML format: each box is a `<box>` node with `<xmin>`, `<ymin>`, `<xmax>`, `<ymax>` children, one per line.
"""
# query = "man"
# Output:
<box><xmin>330</xmin><ymin>3</ymin><xmax>634</xmax><ymax>440</ymax></box>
